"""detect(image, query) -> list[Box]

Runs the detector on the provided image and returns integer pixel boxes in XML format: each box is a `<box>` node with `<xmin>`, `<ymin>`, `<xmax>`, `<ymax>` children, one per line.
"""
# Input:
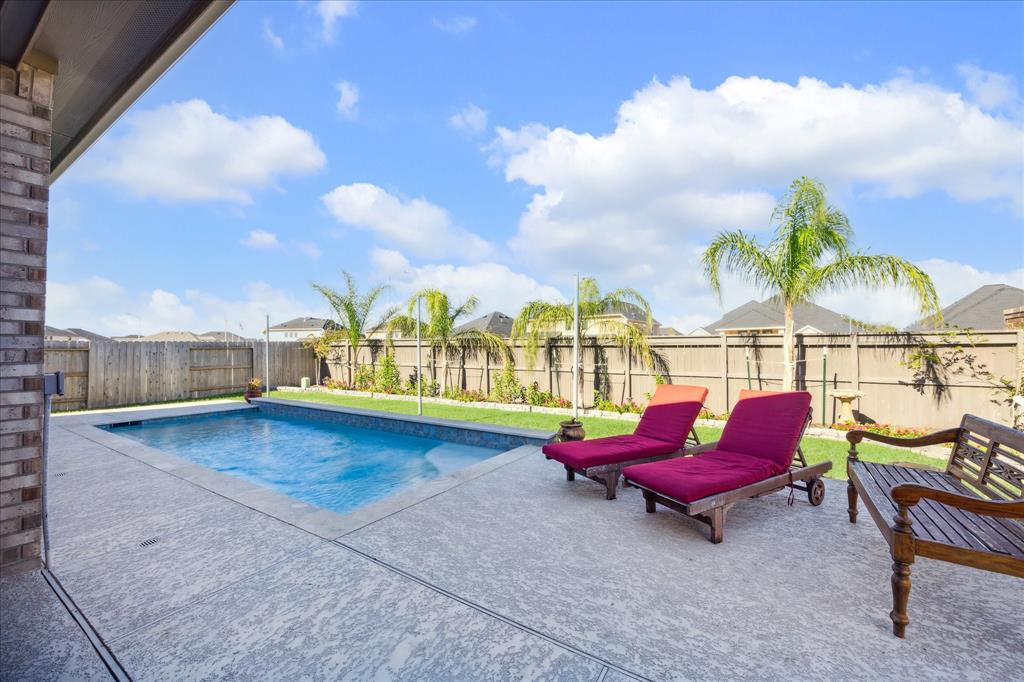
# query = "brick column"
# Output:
<box><xmin>1</xmin><ymin>61</ymin><xmax>54</xmax><ymax>575</ymax></box>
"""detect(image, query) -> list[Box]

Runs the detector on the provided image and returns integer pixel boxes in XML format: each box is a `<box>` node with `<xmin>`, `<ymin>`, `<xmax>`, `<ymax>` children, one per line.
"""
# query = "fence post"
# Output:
<box><xmin>1016</xmin><ymin>330</ymin><xmax>1023</xmax><ymax>425</ymax></box>
<box><xmin>719</xmin><ymin>334</ymin><xmax>729</xmax><ymax>413</ymax></box>
<box><xmin>484</xmin><ymin>350</ymin><xmax>490</xmax><ymax>396</ymax></box>
<box><xmin>625</xmin><ymin>347</ymin><xmax>632</xmax><ymax>402</ymax></box>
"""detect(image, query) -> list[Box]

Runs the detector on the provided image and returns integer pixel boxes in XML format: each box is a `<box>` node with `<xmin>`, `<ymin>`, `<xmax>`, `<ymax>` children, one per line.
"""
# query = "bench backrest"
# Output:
<box><xmin>947</xmin><ymin>415</ymin><xmax>1024</xmax><ymax>501</ymax></box>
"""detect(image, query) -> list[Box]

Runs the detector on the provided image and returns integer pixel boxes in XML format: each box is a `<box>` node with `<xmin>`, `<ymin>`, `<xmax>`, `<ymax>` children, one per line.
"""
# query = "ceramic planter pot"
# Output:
<box><xmin>244</xmin><ymin>388</ymin><xmax>262</xmax><ymax>403</ymax></box>
<box><xmin>557</xmin><ymin>419</ymin><xmax>585</xmax><ymax>442</ymax></box>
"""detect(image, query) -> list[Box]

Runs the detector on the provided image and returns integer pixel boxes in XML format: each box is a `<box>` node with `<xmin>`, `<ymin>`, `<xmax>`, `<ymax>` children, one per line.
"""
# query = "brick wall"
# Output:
<box><xmin>1005</xmin><ymin>307</ymin><xmax>1024</xmax><ymax>330</ymax></box>
<box><xmin>1</xmin><ymin>62</ymin><xmax>54</xmax><ymax>575</ymax></box>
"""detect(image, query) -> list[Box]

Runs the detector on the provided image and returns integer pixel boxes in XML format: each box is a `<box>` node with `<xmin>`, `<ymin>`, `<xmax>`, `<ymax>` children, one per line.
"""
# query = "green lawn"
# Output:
<box><xmin>268</xmin><ymin>390</ymin><xmax>944</xmax><ymax>480</ymax></box>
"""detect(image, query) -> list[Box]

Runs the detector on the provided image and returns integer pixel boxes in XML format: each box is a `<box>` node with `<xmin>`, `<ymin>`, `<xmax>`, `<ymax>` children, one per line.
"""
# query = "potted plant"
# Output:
<box><xmin>557</xmin><ymin>418</ymin><xmax>585</xmax><ymax>442</ymax></box>
<box><xmin>244</xmin><ymin>377</ymin><xmax>263</xmax><ymax>403</ymax></box>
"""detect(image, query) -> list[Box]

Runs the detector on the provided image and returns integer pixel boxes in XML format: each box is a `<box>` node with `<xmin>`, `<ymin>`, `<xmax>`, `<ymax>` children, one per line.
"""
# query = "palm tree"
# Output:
<box><xmin>387</xmin><ymin>289</ymin><xmax>511</xmax><ymax>396</ymax></box>
<box><xmin>311</xmin><ymin>271</ymin><xmax>397</xmax><ymax>385</ymax></box>
<box><xmin>702</xmin><ymin>176</ymin><xmax>941</xmax><ymax>391</ymax></box>
<box><xmin>512</xmin><ymin>278</ymin><xmax>659</xmax><ymax>402</ymax></box>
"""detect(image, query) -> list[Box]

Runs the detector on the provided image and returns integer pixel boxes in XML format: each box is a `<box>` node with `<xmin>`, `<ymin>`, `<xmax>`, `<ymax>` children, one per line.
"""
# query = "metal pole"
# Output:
<box><xmin>572</xmin><ymin>273</ymin><xmax>580</xmax><ymax>421</ymax></box>
<box><xmin>745</xmin><ymin>346</ymin><xmax>752</xmax><ymax>389</ymax></box>
<box><xmin>822</xmin><ymin>345</ymin><xmax>829</xmax><ymax>425</ymax></box>
<box><xmin>41</xmin><ymin>392</ymin><xmax>52</xmax><ymax>568</ymax></box>
<box><xmin>265</xmin><ymin>314</ymin><xmax>270</xmax><ymax>392</ymax></box>
<box><xmin>416</xmin><ymin>296</ymin><xmax>423</xmax><ymax>416</ymax></box>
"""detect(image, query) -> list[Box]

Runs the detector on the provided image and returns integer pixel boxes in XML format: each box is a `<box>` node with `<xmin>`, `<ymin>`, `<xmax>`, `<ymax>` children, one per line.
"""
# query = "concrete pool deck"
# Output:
<box><xmin>2</xmin><ymin>402</ymin><xmax>1021</xmax><ymax>680</ymax></box>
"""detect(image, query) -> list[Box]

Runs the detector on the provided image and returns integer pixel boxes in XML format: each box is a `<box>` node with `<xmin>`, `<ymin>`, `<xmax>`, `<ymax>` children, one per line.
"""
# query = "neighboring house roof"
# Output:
<box><xmin>141</xmin><ymin>331</ymin><xmax>204</xmax><ymax>342</ymax></box>
<box><xmin>703</xmin><ymin>299</ymin><xmax>862</xmax><ymax>334</ymax></box>
<box><xmin>908</xmin><ymin>284</ymin><xmax>1024</xmax><ymax>331</ymax></box>
<box><xmin>65</xmin><ymin>327</ymin><xmax>108</xmax><ymax>342</ymax></box>
<box><xmin>269</xmin><ymin>317</ymin><xmax>335</xmax><ymax>332</ymax></box>
<box><xmin>111</xmin><ymin>334</ymin><xmax>143</xmax><ymax>341</ymax></box>
<box><xmin>200</xmin><ymin>331</ymin><xmax>247</xmax><ymax>342</ymax></box>
<box><xmin>454</xmin><ymin>311</ymin><xmax>514</xmax><ymax>337</ymax></box>
<box><xmin>44</xmin><ymin>326</ymin><xmax>82</xmax><ymax>340</ymax></box>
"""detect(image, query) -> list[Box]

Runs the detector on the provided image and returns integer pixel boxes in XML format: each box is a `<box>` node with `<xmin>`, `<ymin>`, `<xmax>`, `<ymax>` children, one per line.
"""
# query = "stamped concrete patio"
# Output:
<box><xmin>2</xmin><ymin>402</ymin><xmax>1021</xmax><ymax>680</ymax></box>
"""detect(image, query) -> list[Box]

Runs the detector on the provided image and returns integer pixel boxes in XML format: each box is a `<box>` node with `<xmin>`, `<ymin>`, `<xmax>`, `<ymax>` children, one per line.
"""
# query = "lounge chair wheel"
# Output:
<box><xmin>807</xmin><ymin>477</ymin><xmax>825</xmax><ymax>506</ymax></box>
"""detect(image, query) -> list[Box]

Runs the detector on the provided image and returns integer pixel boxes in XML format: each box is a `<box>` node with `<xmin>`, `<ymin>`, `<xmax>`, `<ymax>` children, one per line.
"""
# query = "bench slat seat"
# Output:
<box><xmin>852</xmin><ymin>461</ymin><xmax>1024</xmax><ymax>557</ymax></box>
<box><xmin>846</xmin><ymin>414</ymin><xmax>1024</xmax><ymax>638</ymax></box>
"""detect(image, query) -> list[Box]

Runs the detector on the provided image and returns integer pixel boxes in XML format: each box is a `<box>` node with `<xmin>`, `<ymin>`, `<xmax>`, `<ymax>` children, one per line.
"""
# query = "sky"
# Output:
<box><xmin>48</xmin><ymin>0</ymin><xmax>1024</xmax><ymax>338</ymax></box>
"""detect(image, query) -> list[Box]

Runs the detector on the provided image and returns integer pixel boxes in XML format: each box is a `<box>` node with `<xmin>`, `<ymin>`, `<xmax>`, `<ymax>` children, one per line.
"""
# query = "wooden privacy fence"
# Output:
<box><xmin>324</xmin><ymin>330</ymin><xmax>1022</xmax><ymax>429</ymax></box>
<box><xmin>44</xmin><ymin>341</ymin><xmax>317</xmax><ymax>411</ymax></box>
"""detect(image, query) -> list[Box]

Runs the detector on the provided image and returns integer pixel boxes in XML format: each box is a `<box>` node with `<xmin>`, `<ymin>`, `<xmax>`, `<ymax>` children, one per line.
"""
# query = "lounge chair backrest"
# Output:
<box><xmin>634</xmin><ymin>384</ymin><xmax>709</xmax><ymax>446</ymax></box>
<box><xmin>717</xmin><ymin>389</ymin><xmax>812</xmax><ymax>468</ymax></box>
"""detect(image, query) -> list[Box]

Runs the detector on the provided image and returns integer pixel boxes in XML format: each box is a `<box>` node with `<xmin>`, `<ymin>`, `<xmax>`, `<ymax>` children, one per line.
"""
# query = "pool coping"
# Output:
<box><xmin>54</xmin><ymin>401</ymin><xmax>550</xmax><ymax>541</ymax></box>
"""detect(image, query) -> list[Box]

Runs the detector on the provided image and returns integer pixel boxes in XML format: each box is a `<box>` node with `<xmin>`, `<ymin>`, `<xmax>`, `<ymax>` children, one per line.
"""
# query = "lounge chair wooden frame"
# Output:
<box><xmin>557</xmin><ymin>428</ymin><xmax>701</xmax><ymax>500</ymax></box>
<box><xmin>625</xmin><ymin>411</ymin><xmax>831</xmax><ymax>543</ymax></box>
<box><xmin>846</xmin><ymin>414</ymin><xmax>1024</xmax><ymax>638</ymax></box>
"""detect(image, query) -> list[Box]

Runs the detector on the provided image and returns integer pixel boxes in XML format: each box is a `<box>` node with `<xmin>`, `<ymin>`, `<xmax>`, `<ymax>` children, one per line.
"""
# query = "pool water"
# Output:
<box><xmin>108</xmin><ymin>410</ymin><xmax>502</xmax><ymax>515</ymax></box>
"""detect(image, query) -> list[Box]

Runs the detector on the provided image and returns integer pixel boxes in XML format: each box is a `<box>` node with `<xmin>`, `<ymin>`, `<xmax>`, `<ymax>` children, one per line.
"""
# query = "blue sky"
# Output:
<box><xmin>50</xmin><ymin>0</ymin><xmax>1024</xmax><ymax>337</ymax></box>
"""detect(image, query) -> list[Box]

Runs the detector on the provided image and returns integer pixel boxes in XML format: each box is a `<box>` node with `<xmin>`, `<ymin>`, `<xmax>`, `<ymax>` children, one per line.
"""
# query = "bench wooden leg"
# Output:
<box><xmin>890</xmin><ymin>559</ymin><xmax>913</xmax><ymax>638</ymax></box>
<box><xmin>565</xmin><ymin>465</ymin><xmax>575</xmax><ymax>482</ymax></box>
<box><xmin>707</xmin><ymin>506</ymin><xmax>726</xmax><ymax>544</ymax></box>
<box><xmin>643</xmin><ymin>490</ymin><xmax>656</xmax><ymax>513</ymax></box>
<box><xmin>603</xmin><ymin>470</ymin><xmax>619</xmax><ymax>500</ymax></box>
<box><xmin>847</xmin><ymin>481</ymin><xmax>858</xmax><ymax>523</ymax></box>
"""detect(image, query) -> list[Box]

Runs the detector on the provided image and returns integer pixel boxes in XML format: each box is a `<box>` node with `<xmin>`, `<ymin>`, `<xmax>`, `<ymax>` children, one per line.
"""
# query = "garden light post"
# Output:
<box><xmin>416</xmin><ymin>295</ymin><xmax>423</xmax><ymax>416</ymax></box>
<box><xmin>822</xmin><ymin>344</ymin><xmax>828</xmax><ymax>425</ymax></box>
<box><xmin>572</xmin><ymin>273</ymin><xmax>580</xmax><ymax>421</ymax></box>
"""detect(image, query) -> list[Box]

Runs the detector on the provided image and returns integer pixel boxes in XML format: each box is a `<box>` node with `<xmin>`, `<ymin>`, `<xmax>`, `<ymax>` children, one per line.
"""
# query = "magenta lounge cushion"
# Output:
<box><xmin>543</xmin><ymin>435</ymin><xmax>681</xmax><ymax>470</ymax></box>
<box><xmin>633</xmin><ymin>384</ymin><xmax>709</xmax><ymax>445</ymax></box>
<box><xmin>716</xmin><ymin>389</ymin><xmax>812</xmax><ymax>468</ymax></box>
<box><xmin>623</xmin><ymin>450</ymin><xmax>786</xmax><ymax>503</ymax></box>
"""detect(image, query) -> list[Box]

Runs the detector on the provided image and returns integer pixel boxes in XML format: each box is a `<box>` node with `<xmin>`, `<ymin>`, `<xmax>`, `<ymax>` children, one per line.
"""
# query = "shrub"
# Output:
<box><xmin>443</xmin><ymin>388</ymin><xmax>488</xmax><ymax>402</ymax></box>
<box><xmin>353</xmin><ymin>365</ymin><xmax>375</xmax><ymax>391</ymax></box>
<box><xmin>491</xmin><ymin>363</ymin><xmax>525</xmax><ymax>403</ymax></box>
<box><xmin>830</xmin><ymin>422</ymin><xmax>932</xmax><ymax>439</ymax></box>
<box><xmin>525</xmin><ymin>382</ymin><xmax>571</xmax><ymax>408</ymax></box>
<box><xmin>373</xmin><ymin>354</ymin><xmax>402</xmax><ymax>394</ymax></box>
<box><xmin>592</xmin><ymin>391</ymin><xmax>644</xmax><ymax>414</ymax></box>
<box><xmin>323</xmin><ymin>377</ymin><xmax>349</xmax><ymax>390</ymax></box>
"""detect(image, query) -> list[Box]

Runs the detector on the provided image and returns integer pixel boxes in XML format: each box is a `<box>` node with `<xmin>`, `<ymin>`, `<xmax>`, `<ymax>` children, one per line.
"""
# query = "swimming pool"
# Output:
<box><xmin>106</xmin><ymin>409</ymin><xmax>505</xmax><ymax>515</ymax></box>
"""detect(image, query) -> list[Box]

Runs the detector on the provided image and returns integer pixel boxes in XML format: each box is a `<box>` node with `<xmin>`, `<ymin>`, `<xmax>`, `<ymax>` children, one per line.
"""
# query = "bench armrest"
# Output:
<box><xmin>846</xmin><ymin>427</ymin><xmax>960</xmax><ymax>451</ymax></box>
<box><xmin>890</xmin><ymin>483</ymin><xmax>1024</xmax><ymax>520</ymax></box>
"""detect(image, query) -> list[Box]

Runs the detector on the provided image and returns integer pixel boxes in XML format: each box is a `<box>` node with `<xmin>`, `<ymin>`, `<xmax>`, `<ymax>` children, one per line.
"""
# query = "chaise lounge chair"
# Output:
<box><xmin>542</xmin><ymin>384</ymin><xmax>708</xmax><ymax>500</ymax></box>
<box><xmin>622</xmin><ymin>389</ymin><xmax>830</xmax><ymax>543</ymax></box>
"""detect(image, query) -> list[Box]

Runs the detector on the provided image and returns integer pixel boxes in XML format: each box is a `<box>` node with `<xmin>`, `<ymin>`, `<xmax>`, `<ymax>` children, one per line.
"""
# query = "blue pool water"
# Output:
<box><xmin>108</xmin><ymin>410</ymin><xmax>503</xmax><ymax>515</ymax></box>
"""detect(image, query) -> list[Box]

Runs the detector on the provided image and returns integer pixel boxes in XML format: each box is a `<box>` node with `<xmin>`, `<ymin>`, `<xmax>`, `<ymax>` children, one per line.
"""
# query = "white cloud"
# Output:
<box><xmin>432</xmin><ymin>16</ymin><xmax>477</xmax><ymax>34</ymax></box>
<box><xmin>295</xmin><ymin>241</ymin><xmax>322</xmax><ymax>260</ymax></box>
<box><xmin>958</xmin><ymin>63</ymin><xmax>1019</xmax><ymax>110</ymax></box>
<box><xmin>317</xmin><ymin>0</ymin><xmax>356</xmax><ymax>42</ymax></box>
<box><xmin>46</xmin><ymin>277</ymin><xmax>321</xmax><ymax>338</ymax></box>
<box><xmin>449</xmin><ymin>104</ymin><xmax>488</xmax><ymax>135</ymax></box>
<box><xmin>241</xmin><ymin>229</ymin><xmax>280</xmax><ymax>249</ymax></box>
<box><xmin>494</xmin><ymin>74</ymin><xmax>1024</xmax><ymax>279</ymax></box>
<box><xmin>336</xmin><ymin>81</ymin><xmax>360</xmax><ymax>119</ymax></box>
<box><xmin>322</xmin><ymin>183</ymin><xmax>493</xmax><ymax>260</ymax></box>
<box><xmin>84</xmin><ymin>99</ymin><xmax>325</xmax><ymax>204</ymax></box>
<box><xmin>371</xmin><ymin>249</ymin><xmax>564</xmax><ymax>317</ymax></box>
<box><xmin>263</xmin><ymin>18</ymin><xmax>284</xmax><ymax>51</ymax></box>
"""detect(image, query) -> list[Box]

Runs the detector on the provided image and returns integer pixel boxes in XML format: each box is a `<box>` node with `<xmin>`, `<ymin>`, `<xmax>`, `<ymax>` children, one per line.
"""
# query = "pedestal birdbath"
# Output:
<box><xmin>828</xmin><ymin>390</ymin><xmax>864</xmax><ymax>424</ymax></box>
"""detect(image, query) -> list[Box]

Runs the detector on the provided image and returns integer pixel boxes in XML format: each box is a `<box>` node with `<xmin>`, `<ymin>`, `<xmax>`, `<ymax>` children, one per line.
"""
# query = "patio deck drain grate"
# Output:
<box><xmin>54</xmin><ymin>472</ymin><xmax>69</xmax><ymax>478</ymax></box>
<box><xmin>138</xmin><ymin>537</ymin><xmax>160</xmax><ymax>548</ymax></box>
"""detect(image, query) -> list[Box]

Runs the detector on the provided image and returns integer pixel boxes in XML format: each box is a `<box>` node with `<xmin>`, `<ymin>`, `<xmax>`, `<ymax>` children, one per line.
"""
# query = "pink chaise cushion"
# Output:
<box><xmin>543</xmin><ymin>435</ymin><xmax>681</xmax><ymax>470</ymax></box>
<box><xmin>633</xmin><ymin>384</ymin><xmax>709</xmax><ymax>445</ymax></box>
<box><xmin>542</xmin><ymin>384</ymin><xmax>709</xmax><ymax>470</ymax></box>
<box><xmin>623</xmin><ymin>450</ymin><xmax>786</xmax><ymax>503</ymax></box>
<box><xmin>715</xmin><ymin>389</ymin><xmax>812</xmax><ymax>468</ymax></box>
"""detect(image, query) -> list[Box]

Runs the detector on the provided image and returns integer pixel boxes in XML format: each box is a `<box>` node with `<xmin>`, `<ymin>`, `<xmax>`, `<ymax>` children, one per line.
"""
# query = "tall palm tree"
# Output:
<box><xmin>512</xmin><ymin>278</ymin><xmax>659</xmax><ymax>402</ymax></box>
<box><xmin>387</xmin><ymin>289</ymin><xmax>511</xmax><ymax>395</ymax></box>
<box><xmin>311</xmin><ymin>271</ymin><xmax>397</xmax><ymax>385</ymax></box>
<box><xmin>702</xmin><ymin>176</ymin><xmax>941</xmax><ymax>391</ymax></box>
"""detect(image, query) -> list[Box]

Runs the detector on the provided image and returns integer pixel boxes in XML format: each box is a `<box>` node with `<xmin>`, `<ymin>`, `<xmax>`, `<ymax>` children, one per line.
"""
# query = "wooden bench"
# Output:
<box><xmin>846</xmin><ymin>415</ymin><xmax>1024</xmax><ymax>637</ymax></box>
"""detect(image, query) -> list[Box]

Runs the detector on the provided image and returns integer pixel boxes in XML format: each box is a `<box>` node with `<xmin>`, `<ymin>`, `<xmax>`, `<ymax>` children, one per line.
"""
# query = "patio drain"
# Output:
<box><xmin>138</xmin><ymin>537</ymin><xmax>160</xmax><ymax>548</ymax></box>
<box><xmin>54</xmin><ymin>472</ymin><xmax>69</xmax><ymax>478</ymax></box>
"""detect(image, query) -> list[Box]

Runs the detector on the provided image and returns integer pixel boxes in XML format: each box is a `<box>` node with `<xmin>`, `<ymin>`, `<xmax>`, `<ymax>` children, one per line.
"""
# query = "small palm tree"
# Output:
<box><xmin>512</xmin><ymin>278</ymin><xmax>658</xmax><ymax>403</ymax></box>
<box><xmin>387</xmin><ymin>289</ymin><xmax>511</xmax><ymax>396</ymax></box>
<box><xmin>311</xmin><ymin>271</ymin><xmax>397</xmax><ymax>385</ymax></box>
<box><xmin>703</xmin><ymin>176</ymin><xmax>941</xmax><ymax>391</ymax></box>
